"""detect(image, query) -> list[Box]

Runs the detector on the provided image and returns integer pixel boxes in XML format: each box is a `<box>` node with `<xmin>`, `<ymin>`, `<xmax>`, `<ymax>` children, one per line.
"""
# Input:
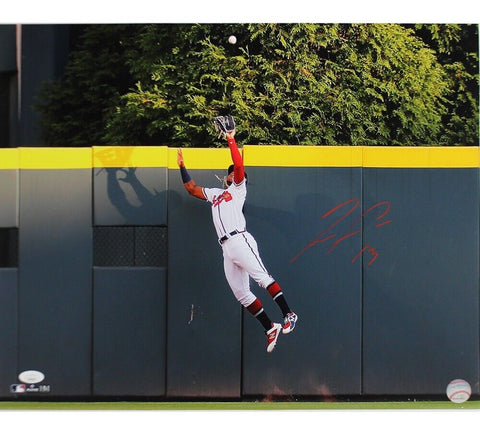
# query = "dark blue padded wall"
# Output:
<box><xmin>92</xmin><ymin>153</ymin><xmax>169</xmax><ymax>397</ymax></box>
<box><xmin>0</xmin><ymin>269</ymin><xmax>17</xmax><ymax>396</ymax></box>
<box><xmin>93</xmin><ymin>268</ymin><xmax>167</xmax><ymax>396</ymax></box>
<box><xmin>0</xmin><ymin>146</ymin><xmax>478</xmax><ymax>400</ymax></box>
<box><xmin>0</xmin><ymin>164</ymin><xmax>18</xmax><ymax>396</ymax></box>
<box><xmin>242</xmin><ymin>167</ymin><xmax>363</xmax><ymax>397</ymax></box>
<box><xmin>166</xmin><ymin>168</ymin><xmax>242</xmax><ymax>398</ymax></box>
<box><xmin>362</xmin><ymin>168</ymin><xmax>480</xmax><ymax>395</ymax></box>
<box><xmin>18</xmin><ymin>168</ymin><xmax>92</xmax><ymax>396</ymax></box>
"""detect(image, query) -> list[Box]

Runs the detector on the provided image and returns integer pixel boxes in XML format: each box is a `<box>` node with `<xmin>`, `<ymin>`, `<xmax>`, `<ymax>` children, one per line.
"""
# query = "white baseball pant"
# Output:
<box><xmin>221</xmin><ymin>231</ymin><xmax>275</xmax><ymax>307</ymax></box>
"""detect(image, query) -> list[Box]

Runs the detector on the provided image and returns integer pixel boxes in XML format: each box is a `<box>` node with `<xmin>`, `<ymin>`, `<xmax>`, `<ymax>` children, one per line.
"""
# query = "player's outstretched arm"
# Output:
<box><xmin>226</xmin><ymin>132</ymin><xmax>245</xmax><ymax>183</ymax></box>
<box><xmin>177</xmin><ymin>149</ymin><xmax>206</xmax><ymax>200</ymax></box>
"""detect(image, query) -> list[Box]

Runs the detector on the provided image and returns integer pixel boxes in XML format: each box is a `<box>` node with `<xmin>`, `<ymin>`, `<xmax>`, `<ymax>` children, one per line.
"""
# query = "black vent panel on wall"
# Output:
<box><xmin>93</xmin><ymin>226</ymin><xmax>167</xmax><ymax>267</ymax></box>
<box><xmin>0</xmin><ymin>228</ymin><xmax>18</xmax><ymax>267</ymax></box>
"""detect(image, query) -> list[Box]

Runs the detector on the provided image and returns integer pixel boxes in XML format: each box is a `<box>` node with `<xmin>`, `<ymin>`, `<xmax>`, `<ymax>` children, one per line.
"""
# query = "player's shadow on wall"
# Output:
<box><xmin>104</xmin><ymin>167</ymin><xmax>165</xmax><ymax>225</ymax></box>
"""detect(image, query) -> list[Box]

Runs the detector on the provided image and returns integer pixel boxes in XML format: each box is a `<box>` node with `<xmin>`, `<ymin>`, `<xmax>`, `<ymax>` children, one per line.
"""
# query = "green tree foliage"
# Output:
<box><xmin>410</xmin><ymin>24</ymin><xmax>479</xmax><ymax>145</ymax></box>
<box><xmin>36</xmin><ymin>23</ymin><xmax>478</xmax><ymax>147</ymax></box>
<box><xmin>35</xmin><ymin>24</ymin><xmax>141</xmax><ymax>147</ymax></box>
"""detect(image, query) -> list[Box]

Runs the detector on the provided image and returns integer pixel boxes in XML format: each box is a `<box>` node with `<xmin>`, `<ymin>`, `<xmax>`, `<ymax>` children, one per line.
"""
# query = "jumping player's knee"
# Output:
<box><xmin>236</xmin><ymin>291</ymin><xmax>257</xmax><ymax>308</ymax></box>
<box><xmin>258</xmin><ymin>276</ymin><xmax>275</xmax><ymax>289</ymax></box>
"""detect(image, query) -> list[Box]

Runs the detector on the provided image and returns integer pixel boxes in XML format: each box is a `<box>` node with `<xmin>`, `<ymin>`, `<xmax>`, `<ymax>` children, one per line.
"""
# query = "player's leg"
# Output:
<box><xmin>223</xmin><ymin>254</ymin><xmax>271</xmax><ymax>329</ymax></box>
<box><xmin>265</xmin><ymin>281</ymin><xmax>298</xmax><ymax>334</ymax></box>
<box><xmin>223</xmin><ymin>255</ymin><xmax>281</xmax><ymax>352</ymax></box>
<box><xmin>230</xmin><ymin>233</ymin><xmax>298</xmax><ymax>334</ymax></box>
<box><xmin>223</xmin><ymin>254</ymin><xmax>255</xmax><ymax>306</ymax></box>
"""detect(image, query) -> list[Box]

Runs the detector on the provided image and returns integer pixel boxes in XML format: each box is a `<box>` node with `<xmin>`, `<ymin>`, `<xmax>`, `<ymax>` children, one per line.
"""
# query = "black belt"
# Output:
<box><xmin>219</xmin><ymin>230</ymin><xmax>245</xmax><ymax>245</ymax></box>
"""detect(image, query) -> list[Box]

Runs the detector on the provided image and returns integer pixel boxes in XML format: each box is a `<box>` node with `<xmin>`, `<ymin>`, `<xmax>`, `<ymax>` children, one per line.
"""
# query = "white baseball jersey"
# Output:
<box><xmin>202</xmin><ymin>178</ymin><xmax>275</xmax><ymax>307</ymax></box>
<box><xmin>202</xmin><ymin>179</ymin><xmax>247</xmax><ymax>239</ymax></box>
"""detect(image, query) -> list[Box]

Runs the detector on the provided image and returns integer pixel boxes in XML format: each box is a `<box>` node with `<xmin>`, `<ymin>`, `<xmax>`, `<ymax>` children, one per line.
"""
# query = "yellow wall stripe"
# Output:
<box><xmin>243</xmin><ymin>145</ymin><xmax>363</xmax><ymax>167</ymax></box>
<box><xmin>0</xmin><ymin>146</ymin><xmax>478</xmax><ymax>169</ymax></box>
<box><xmin>0</xmin><ymin>148</ymin><xmax>19</xmax><ymax>169</ymax></box>
<box><xmin>362</xmin><ymin>146</ymin><xmax>480</xmax><ymax>168</ymax></box>
<box><xmin>166</xmin><ymin>147</ymin><xmax>232</xmax><ymax>169</ymax></box>
<box><xmin>19</xmin><ymin>148</ymin><xmax>92</xmax><ymax>169</ymax></box>
<box><xmin>93</xmin><ymin>146</ymin><xmax>169</xmax><ymax>168</ymax></box>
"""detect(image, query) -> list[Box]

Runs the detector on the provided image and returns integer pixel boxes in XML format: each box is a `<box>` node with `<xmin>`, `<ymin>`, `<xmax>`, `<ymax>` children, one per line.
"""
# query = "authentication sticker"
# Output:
<box><xmin>11</xmin><ymin>370</ymin><xmax>50</xmax><ymax>394</ymax></box>
<box><xmin>18</xmin><ymin>370</ymin><xmax>45</xmax><ymax>384</ymax></box>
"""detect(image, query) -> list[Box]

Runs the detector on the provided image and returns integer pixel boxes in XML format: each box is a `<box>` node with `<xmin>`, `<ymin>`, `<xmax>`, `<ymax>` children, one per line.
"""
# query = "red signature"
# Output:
<box><xmin>290</xmin><ymin>198</ymin><xmax>391</xmax><ymax>266</ymax></box>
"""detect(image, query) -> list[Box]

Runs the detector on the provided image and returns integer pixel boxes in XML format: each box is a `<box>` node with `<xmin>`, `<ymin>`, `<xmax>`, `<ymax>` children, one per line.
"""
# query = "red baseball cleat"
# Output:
<box><xmin>266</xmin><ymin>323</ymin><xmax>282</xmax><ymax>353</ymax></box>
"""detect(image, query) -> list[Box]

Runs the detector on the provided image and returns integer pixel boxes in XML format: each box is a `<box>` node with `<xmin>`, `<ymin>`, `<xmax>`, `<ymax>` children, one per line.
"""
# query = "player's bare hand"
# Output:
<box><xmin>177</xmin><ymin>148</ymin><xmax>185</xmax><ymax>167</ymax></box>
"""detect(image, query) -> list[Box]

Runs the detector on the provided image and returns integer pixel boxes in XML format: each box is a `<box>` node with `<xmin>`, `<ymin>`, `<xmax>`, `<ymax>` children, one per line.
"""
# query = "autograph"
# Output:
<box><xmin>290</xmin><ymin>198</ymin><xmax>391</xmax><ymax>265</ymax></box>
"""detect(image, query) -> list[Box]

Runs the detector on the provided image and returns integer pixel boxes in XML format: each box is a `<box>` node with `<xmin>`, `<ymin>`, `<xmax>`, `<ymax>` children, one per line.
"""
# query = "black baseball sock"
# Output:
<box><xmin>247</xmin><ymin>298</ymin><xmax>273</xmax><ymax>331</ymax></box>
<box><xmin>257</xmin><ymin>311</ymin><xmax>274</xmax><ymax>332</ymax></box>
<box><xmin>275</xmin><ymin>294</ymin><xmax>291</xmax><ymax>317</ymax></box>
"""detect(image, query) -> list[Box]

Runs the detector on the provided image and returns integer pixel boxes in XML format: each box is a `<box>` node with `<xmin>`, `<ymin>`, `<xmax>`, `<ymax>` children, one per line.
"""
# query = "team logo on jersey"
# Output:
<box><xmin>212</xmin><ymin>191</ymin><xmax>233</xmax><ymax>207</ymax></box>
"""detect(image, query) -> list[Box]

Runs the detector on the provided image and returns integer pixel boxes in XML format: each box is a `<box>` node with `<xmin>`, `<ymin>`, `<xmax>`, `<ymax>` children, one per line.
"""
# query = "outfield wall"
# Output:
<box><xmin>0</xmin><ymin>146</ymin><xmax>478</xmax><ymax>400</ymax></box>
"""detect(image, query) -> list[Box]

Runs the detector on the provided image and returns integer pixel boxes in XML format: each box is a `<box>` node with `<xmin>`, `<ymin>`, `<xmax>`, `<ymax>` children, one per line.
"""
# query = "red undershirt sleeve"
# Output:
<box><xmin>227</xmin><ymin>137</ymin><xmax>245</xmax><ymax>183</ymax></box>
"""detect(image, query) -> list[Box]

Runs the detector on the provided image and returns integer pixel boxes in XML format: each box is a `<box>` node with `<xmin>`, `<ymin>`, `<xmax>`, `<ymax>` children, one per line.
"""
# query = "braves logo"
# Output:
<box><xmin>212</xmin><ymin>191</ymin><xmax>233</xmax><ymax>207</ymax></box>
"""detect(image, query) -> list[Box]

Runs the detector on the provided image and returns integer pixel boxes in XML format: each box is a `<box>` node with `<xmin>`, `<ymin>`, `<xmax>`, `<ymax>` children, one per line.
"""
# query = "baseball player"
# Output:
<box><xmin>177</xmin><ymin>130</ymin><xmax>298</xmax><ymax>353</ymax></box>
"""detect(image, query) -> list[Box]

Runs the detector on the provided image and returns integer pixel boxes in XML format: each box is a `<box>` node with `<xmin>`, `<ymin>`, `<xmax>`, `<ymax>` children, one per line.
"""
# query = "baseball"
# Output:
<box><xmin>446</xmin><ymin>379</ymin><xmax>471</xmax><ymax>403</ymax></box>
<box><xmin>228</xmin><ymin>35</ymin><xmax>237</xmax><ymax>45</ymax></box>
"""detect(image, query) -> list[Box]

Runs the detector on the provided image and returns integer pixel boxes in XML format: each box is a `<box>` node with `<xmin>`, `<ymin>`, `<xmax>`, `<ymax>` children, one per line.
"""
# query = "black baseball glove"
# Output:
<box><xmin>213</xmin><ymin>115</ymin><xmax>236</xmax><ymax>138</ymax></box>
